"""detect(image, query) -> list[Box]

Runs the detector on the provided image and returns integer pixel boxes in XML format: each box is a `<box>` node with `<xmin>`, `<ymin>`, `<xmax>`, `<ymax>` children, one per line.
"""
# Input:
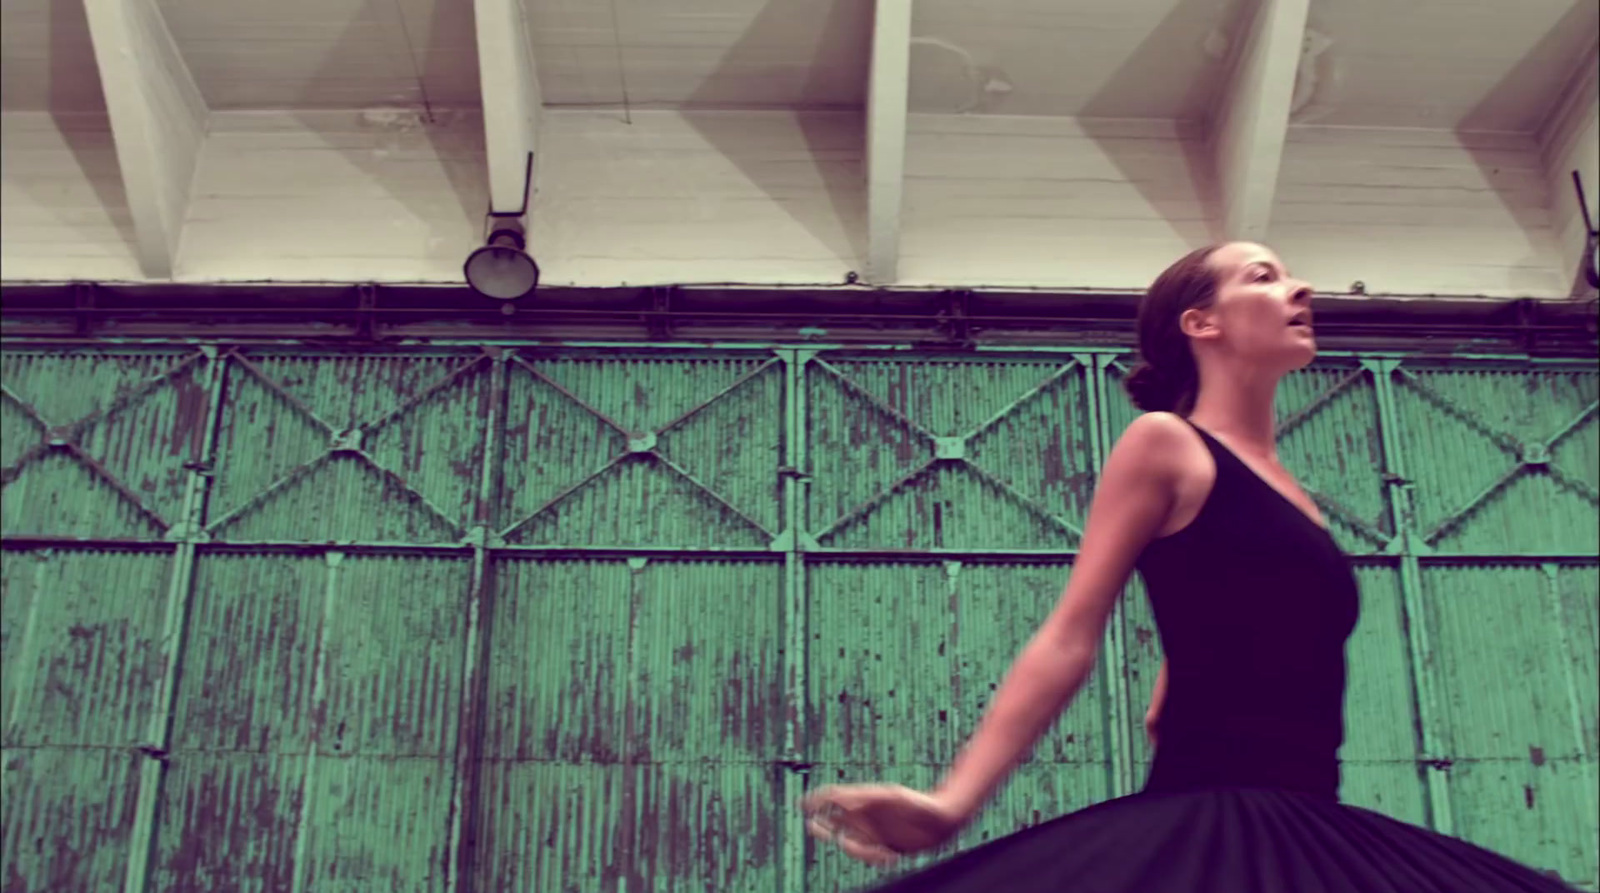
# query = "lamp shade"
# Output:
<box><xmin>465</xmin><ymin>229</ymin><xmax>539</xmax><ymax>300</ymax></box>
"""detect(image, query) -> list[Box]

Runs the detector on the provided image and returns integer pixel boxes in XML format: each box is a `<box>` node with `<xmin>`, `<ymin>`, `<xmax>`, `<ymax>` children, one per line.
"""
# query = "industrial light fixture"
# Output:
<box><xmin>465</xmin><ymin>152</ymin><xmax>540</xmax><ymax>300</ymax></box>
<box><xmin>464</xmin><ymin>214</ymin><xmax>539</xmax><ymax>300</ymax></box>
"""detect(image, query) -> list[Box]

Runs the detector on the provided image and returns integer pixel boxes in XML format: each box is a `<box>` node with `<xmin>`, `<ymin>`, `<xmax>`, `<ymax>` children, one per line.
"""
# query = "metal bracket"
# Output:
<box><xmin>331</xmin><ymin>428</ymin><xmax>364</xmax><ymax>452</ymax></box>
<box><xmin>768</xmin><ymin>529</ymin><xmax>819</xmax><ymax>553</ymax></box>
<box><xmin>460</xmin><ymin>525</ymin><xmax>505</xmax><ymax>549</ymax></box>
<box><xmin>163</xmin><ymin>521</ymin><xmax>210</xmax><ymax>543</ymax></box>
<box><xmin>355</xmin><ymin>283</ymin><xmax>379</xmax><ymax>341</ymax></box>
<box><xmin>73</xmin><ymin>282</ymin><xmax>96</xmax><ymax>337</ymax></box>
<box><xmin>934</xmin><ymin>437</ymin><xmax>966</xmax><ymax>460</ymax></box>
<box><xmin>1514</xmin><ymin>299</ymin><xmax>1539</xmax><ymax>355</ymax></box>
<box><xmin>1520</xmin><ymin>442</ymin><xmax>1550</xmax><ymax>467</ymax></box>
<box><xmin>939</xmin><ymin>290</ymin><xmax>975</xmax><ymax>347</ymax></box>
<box><xmin>627</xmin><ymin>432</ymin><xmax>658</xmax><ymax>454</ymax></box>
<box><xmin>646</xmin><ymin>287</ymin><xmax>675</xmax><ymax>341</ymax></box>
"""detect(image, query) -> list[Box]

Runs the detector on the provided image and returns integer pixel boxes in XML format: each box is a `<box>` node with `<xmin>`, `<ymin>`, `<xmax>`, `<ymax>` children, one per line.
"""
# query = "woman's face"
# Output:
<box><xmin>1185</xmin><ymin>242</ymin><xmax>1316</xmax><ymax>372</ymax></box>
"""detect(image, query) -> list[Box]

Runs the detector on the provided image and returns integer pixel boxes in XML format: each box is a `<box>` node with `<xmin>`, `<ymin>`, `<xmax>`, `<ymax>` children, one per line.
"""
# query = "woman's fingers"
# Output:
<box><xmin>802</xmin><ymin>783</ymin><xmax>890</xmax><ymax>813</ymax></box>
<box><xmin>806</xmin><ymin>809</ymin><xmax>901</xmax><ymax>866</ymax></box>
<box><xmin>837</xmin><ymin>831</ymin><xmax>900</xmax><ymax>866</ymax></box>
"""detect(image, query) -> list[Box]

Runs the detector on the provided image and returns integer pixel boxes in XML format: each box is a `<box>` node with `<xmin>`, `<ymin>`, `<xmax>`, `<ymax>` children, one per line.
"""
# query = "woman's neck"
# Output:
<box><xmin>1186</xmin><ymin>370</ymin><xmax>1280</xmax><ymax>458</ymax></box>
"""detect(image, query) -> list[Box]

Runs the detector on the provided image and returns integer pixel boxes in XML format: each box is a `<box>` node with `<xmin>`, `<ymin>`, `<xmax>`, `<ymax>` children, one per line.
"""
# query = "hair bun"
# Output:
<box><xmin>1124</xmin><ymin>362</ymin><xmax>1182</xmax><ymax>413</ymax></box>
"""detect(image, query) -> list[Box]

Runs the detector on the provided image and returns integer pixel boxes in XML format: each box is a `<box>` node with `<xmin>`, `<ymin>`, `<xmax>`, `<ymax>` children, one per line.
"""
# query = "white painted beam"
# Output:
<box><xmin>80</xmin><ymin>0</ymin><xmax>207</xmax><ymax>279</ymax></box>
<box><xmin>1540</xmin><ymin>43</ymin><xmax>1599</xmax><ymax>297</ymax></box>
<box><xmin>1211</xmin><ymin>0</ymin><xmax>1310</xmax><ymax>242</ymax></box>
<box><xmin>473</xmin><ymin>0</ymin><xmax>541</xmax><ymax>216</ymax></box>
<box><xmin>865</xmin><ymin>0</ymin><xmax>912</xmax><ymax>284</ymax></box>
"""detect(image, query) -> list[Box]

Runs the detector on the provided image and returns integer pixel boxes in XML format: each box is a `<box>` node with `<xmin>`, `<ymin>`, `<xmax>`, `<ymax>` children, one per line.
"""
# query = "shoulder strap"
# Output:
<box><xmin>1176</xmin><ymin>416</ymin><xmax>1235</xmax><ymax>475</ymax></box>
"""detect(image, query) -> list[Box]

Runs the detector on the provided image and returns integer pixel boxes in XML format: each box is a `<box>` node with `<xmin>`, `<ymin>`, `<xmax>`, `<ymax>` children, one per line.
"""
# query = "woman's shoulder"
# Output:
<box><xmin>1116</xmin><ymin>411</ymin><xmax>1198</xmax><ymax>453</ymax></box>
<box><xmin>1100</xmin><ymin>412</ymin><xmax>1202</xmax><ymax>484</ymax></box>
<box><xmin>1110</xmin><ymin>412</ymin><xmax>1216</xmax><ymax>505</ymax></box>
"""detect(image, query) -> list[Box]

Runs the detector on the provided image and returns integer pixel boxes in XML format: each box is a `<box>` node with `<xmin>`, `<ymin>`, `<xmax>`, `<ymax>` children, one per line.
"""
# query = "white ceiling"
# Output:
<box><xmin>2</xmin><ymin>0</ymin><xmax>1594</xmax><ymax>131</ymax></box>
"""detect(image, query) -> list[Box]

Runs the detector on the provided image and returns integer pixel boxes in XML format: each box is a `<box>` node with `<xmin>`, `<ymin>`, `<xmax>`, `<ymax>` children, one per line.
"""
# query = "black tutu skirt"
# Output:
<box><xmin>848</xmin><ymin>785</ymin><xmax>1578</xmax><ymax>893</ymax></box>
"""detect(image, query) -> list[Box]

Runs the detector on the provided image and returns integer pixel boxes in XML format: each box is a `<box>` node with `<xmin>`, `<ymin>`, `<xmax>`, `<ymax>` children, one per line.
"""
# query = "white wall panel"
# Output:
<box><xmin>176</xmin><ymin>109</ymin><xmax>485</xmax><ymax>282</ymax></box>
<box><xmin>897</xmin><ymin>114</ymin><xmax>1214</xmax><ymax>289</ymax></box>
<box><xmin>0</xmin><ymin>112</ymin><xmax>141</xmax><ymax>281</ymax></box>
<box><xmin>1270</xmin><ymin>126</ymin><xmax>1566</xmax><ymax>297</ymax></box>
<box><xmin>529</xmin><ymin>109</ymin><xmax>865</xmax><ymax>286</ymax></box>
<box><xmin>0</xmin><ymin>110</ymin><xmax>1579</xmax><ymax>296</ymax></box>
<box><xmin>1</xmin><ymin>1</ymin><xmax>106</xmax><ymax>113</ymax></box>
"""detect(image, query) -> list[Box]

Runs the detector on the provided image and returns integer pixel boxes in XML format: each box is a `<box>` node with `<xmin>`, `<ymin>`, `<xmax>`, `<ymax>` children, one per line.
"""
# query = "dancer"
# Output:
<box><xmin>801</xmin><ymin>242</ymin><xmax>1577</xmax><ymax>892</ymax></box>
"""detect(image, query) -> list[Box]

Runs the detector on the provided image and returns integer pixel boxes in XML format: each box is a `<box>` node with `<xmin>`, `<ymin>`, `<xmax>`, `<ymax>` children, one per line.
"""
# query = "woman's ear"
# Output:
<box><xmin>1178</xmin><ymin>306</ymin><xmax>1219</xmax><ymax>340</ymax></box>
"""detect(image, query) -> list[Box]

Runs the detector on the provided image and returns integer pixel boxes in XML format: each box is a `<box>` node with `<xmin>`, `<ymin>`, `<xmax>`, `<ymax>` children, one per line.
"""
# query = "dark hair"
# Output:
<box><xmin>1125</xmin><ymin>244</ymin><xmax>1224</xmax><ymax>415</ymax></box>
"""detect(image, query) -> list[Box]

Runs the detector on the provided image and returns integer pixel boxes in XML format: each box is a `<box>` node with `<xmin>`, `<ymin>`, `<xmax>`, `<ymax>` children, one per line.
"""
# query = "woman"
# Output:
<box><xmin>800</xmin><ymin>243</ymin><xmax>1576</xmax><ymax>892</ymax></box>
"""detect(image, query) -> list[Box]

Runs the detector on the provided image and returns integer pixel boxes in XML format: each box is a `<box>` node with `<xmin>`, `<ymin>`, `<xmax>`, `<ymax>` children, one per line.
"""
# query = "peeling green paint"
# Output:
<box><xmin>1</xmin><ymin>345</ymin><xmax>1594</xmax><ymax>891</ymax></box>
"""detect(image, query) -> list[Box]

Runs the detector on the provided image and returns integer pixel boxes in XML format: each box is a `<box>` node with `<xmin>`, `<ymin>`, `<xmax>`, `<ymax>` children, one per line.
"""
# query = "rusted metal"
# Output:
<box><xmin>3</xmin><ymin>339</ymin><xmax>1595</xmax><ymax>890</ymax></box>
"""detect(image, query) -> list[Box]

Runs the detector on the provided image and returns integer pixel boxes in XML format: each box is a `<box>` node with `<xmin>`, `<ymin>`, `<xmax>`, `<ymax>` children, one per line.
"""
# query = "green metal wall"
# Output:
<box><xmin>1</xmin><ymin>344</ymin><xmax>1595</xmax><ymax>891</ymax></box>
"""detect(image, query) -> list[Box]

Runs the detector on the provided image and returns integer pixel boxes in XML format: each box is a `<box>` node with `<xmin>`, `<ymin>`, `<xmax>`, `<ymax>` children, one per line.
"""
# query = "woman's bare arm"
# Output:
<box><xmin>931</xmin><ymin>413</ymin><xmax>1187</xmax><ymax>820</ymax></box>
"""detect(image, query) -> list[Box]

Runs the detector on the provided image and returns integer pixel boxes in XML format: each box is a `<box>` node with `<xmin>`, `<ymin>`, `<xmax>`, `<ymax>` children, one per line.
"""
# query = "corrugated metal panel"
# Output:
<box><xmin>1</xmin><ymin>548</ymin><xmax>171</xmax><ymax>747</ymax></box>
<box><xmin>1275</xmin><ymin>361</ymin><xmax>1395</xmax><ymax>553</ymax></box>
<box><xmin>1424</xmin><ymin>564</ymin><xmax>1583</xmax><ymax>760</ymax></box>
<box><xmin>2</xmin><ymin>342</ymin><xmax>1593</xmax><ymax>891</ymax></box>
<box><xmin>1422</xmin><ymin>563</ymin><xmax>1597</xmax><ymax>884</ymax></box>
<box><xmin>500</xmin><ymin>354</ymin><xmax>781</xmax><ymax>547</ymax></box>
<box><xmin>807</xmin><ymin>561</ymin><xmax>964</xmax><ymax>765</ymax></box>
<box><xmin>0</xmin><ymin>747</ymin><xmax>141</xmax><ymax>891</ymax></box>
<box><xmin>296</xmin><ymin>755</ymin><xmax>456</xmax><ymax>892</ymax></box>
<box><xmin>484</xmin><ymin>558</ymin><xmax>782</xmax><ymax>761</ymax></box>
<box><xmin>478</xmin><ymin>557</ymin><xmax>783</xmax><ymax>892</ymax></box>
<box><xmin>953</xmin><ymin>563</ymin><xmax>1102</xmax><ymax>765</ymax></box>
<box><xmin>653</xmin><ymin>364</ymin><xmax>786</xmax><ymax>537</ymax></box>
<box><xmin>1</xmin><ymin>453</ymin><xmax>168</xmax><ymax>539</ymax></box>
<box><xmin>475</xmin><ymin>763</ymin><xmax>625</xmax><ymax>893</ymax></box>
<box><xmin>807</xmin><ymin>356</ymin><xmax>1094</xmax><ymax>551</ymax></box>
<box><xmin>208</xmin><ymin>352</ymin><xmax>488</xmax><ymax>543</ymax></box>
<box><xmin>1</xmin><ymin>349</ymin><xmax>210</xmax><ymax>538</ymax></box>
<box><xmin>1557</xmin><ymin>565</ymin><xmax>1599</xmax><ymax>756</ymax></box>
<box><xmin>0</xmin><ymin>384</ymin><xmax>38</xmax><ymax>468</ymax></box>
<box><xmin>507</xmin><ymin>459</ymin><xmax>773</xmax><ymax>548</ymax></box>
<box><xmin>152</xmin><ymin>752</ymin><xmax>305</xmax><ymax>891</ymax></box>
<box><xmin>1339</xmin><ymin>564</ymin><xmax>1429</xmax><ymax>824</ymax></box>
<box><xmin>159</xmin><ymin>552</ymin><xmax>469</xmax><ymax>890</ymax></box>
<box><xmin>474</xmin><ymin>763</ymin><xmax>781</xmax><ymax>893</ymax></box>
<box><xmin>174</xmin><ymin>551</ymin><xmax>471</xmax><ymax>752</ymax></box>
<box><xmin>320</xmin><ymin>554</ymin><xmax>471</xmax><ymax>757</ymax></box>
<box><xmin>1450</xmin><ymin>758</ymin><xmax>1597</xmax><ymax>889</ymax></box>
<box><xmin>807</xmin><ymin>561</ymin><xmax>1096</xmax><ymax>765</ymax></box>
<box><xmin>628</xmin><ymin>765</ymin><xmax>779</xmax><ymax>893</ymax></box>
<box><xmin>1342</xmin><ymin>565</ymin><xmax>1421</xmax><ymax>762</ymax></box>
<box><xmin>1394</xmin><ymin>364</ymin><xmax>1600</xmax><ymax>555</ymax></box>
<box><xmin>155</xmin><ymin>759</ymin><xmax>458</xmax><ymax>893</ymax></box>
<box><xmin>630</xmin><ymin>560</ymin><xmax>783</xmax><ymax>760</ymax></box>
<box><xmin>483</xmin><ymin>558</ymin><xmax>633</xmax><ymax>761</ymax></box>
<box><xmin>816</xmin><ymin>465</ymin><xmax>1080</xmax><ymax>551</ymax></box>
<box><xmin>170</xmin><ymin>553</ymin><xmax>330</xmax><ymax>752</ymax></box>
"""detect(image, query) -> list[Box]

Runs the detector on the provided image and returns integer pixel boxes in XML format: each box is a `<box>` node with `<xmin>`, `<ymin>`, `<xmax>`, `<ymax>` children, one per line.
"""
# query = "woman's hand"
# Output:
<box><xmin>800</xmin><ymin>783</ymin><xmax>969</xmax><ymax>866</ymax></box>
